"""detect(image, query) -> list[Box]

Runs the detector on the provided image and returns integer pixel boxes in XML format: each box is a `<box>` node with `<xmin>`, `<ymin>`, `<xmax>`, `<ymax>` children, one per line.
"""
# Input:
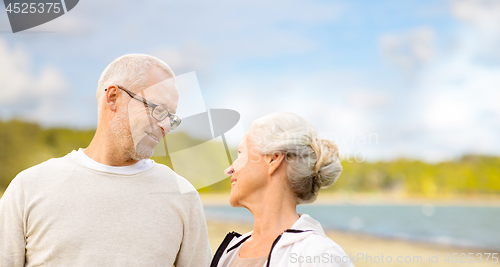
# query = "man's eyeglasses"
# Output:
<box><xmin>105</xmin><ymin>85</ymin><xmax>181</xmax><ymax>130</ymax></box>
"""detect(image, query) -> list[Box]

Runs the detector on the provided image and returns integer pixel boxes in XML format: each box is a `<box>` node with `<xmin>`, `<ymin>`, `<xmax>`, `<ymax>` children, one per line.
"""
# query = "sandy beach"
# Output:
<box><xmin>202</xmin><ymin>193</ymin><xmax>500</xmax><ymax>267</ymax></box>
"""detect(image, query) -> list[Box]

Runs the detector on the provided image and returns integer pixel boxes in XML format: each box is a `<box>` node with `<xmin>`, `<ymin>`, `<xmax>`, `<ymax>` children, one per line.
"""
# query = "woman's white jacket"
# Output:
<box><xmin>211</xmin><ymin>214</ymin><xmax>355</xmax><ymax>267</ymax></box>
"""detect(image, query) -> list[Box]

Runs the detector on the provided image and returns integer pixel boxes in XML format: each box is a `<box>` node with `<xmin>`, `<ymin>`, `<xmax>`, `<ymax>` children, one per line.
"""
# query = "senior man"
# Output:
<box><xmin>0</xmin><ymin>54</ymin><xmax>212</xmax><ymax>266</ymax></box>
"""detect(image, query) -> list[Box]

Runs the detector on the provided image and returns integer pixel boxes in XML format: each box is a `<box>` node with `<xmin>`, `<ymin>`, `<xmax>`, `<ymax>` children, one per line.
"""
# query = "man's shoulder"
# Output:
<box><xmin>7</xmin><ymin>155</ymin><xmax>75</xmax><ymax>193</ymax></box>
<box><xmin>151</xmin><ymin>161</ymin><xmax>175</xmax><ymax>175</ymax></box>
<box><xmin>17</xmin><ymin>155</ymin><xmax>73</xmax><ymax>179</ymax></box>
<box><xmin>151</xmin><ymin>162</ymin><xmax>198</xmax><ymax>195</ymax></box>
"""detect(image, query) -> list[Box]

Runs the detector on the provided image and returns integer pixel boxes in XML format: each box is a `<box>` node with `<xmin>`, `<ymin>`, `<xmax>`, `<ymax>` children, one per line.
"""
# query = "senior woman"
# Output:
<box><xmin>211</xmin><ymin>112</ymin><xmax>354</xmax><ymax>267</ymax></box>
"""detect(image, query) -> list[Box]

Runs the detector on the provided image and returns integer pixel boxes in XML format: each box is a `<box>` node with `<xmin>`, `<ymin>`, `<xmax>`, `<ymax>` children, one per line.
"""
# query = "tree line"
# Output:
<box><xmin>1</xmin><ymin>119</ymin><xmax>499</xmax><ymax>197</ymax></box>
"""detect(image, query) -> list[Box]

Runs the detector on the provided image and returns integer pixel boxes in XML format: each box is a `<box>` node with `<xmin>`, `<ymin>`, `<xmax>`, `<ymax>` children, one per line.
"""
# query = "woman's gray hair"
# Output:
<box><xmin>249</xmin><ymin>112</ymin><xmax>342</xmax><ymax>204</ymax></box>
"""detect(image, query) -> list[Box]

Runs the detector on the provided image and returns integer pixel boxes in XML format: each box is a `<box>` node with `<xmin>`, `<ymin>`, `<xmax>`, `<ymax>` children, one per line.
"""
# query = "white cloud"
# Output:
<box><xmin>369</xmin><ymin>2</ymin><xmax>500</xmax><ymax>162</ymax></box>
<box><xmin>179</xmin><ymin>0</ymin><xmax>342</xmax><ymax>27</ymax></box>
<box><xmin>30</xmin><ymin>12</ymin><xmax>96</xmax><ymax>33</ymax></box>
<box><xmin>0</xmin><ymin>8</ymin><xmax>10</xmax><ymax>31</ymax></box>
<box><xmin>449</xmin><ymin>0</ymin><xmax>500</xmax><ymax>32</ymax></box>
<box><xmin>140</xmin><ymin>0</ymin><xmax>340</xmax><ymax>59</ymax></box>
<box><xmin>1</xmin><ymin>0</ymin><xmax>498</xmax><ymax>163</ymax></box>
<box><xmin>210</xmin><ymin>69</ymin><xmax>384</xmax><ymax>162</ymax></box>
<box><xmin>151</xmin><ymin>43</ymin><xmax>213</xmax><ymax>76</ymax></box>
<box><xmin>380</xmin><ymin>27</ymin><xmax>435</xmax><ymax>71</ymax></box>
<box><xmin>37</xmin><ymin>66</ymin><xmax>68</xmax><ymax>95</ymax></box>
<box><xmin>419</xmin><ymin>61</ymin><xmax>500</xmax><ymax>130</ymax></box>
<box><xmin>0</xmin><ymin>40</ymin><xmax>32</xmax><ymax>103</ymax></box>
<box><xmin>0</xmin><ymin>38</ymin><xmax>68</xmax><ymax>121</ymax></box>
<box><xmin>348</xmin><ymin>90</ymin><xmax>391</xmax><ymax>108</ymax></box>
<box><xmin>423</xmin><ymin>93</ymin><xmax>474</xmax><ymax>129</ymax></box>
<box><xmin>255</xmin><ymin>0</ymin><xmax>342</xmax><ymax>24</ymax></box>
<box><xmin>410</xmin><ymin>22</ymin><xmax>500</xmax><ymax>161</ymax></box>
<box><xmin>448</xmin><ymin>0</ymin><xmax>500</xmax><ymax>61</ymax></box>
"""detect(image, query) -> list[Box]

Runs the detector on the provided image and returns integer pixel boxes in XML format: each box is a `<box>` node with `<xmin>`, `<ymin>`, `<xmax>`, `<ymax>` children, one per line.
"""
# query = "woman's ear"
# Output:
<box><xmin>268</xmin><ymin>153</ymin><xmax>285</xmax><ymax>176</ymax></box>
<box><xmin>105</xmin><ymin>85</ymin><xmax>119</xmax><ymax>111</ymax></box>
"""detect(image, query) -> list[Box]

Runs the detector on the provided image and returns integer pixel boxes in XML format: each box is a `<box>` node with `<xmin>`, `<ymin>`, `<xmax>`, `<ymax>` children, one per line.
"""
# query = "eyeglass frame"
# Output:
<box><xmin>104</xmin><ymin>85</ymin><xmax>181</xmax><ymax>130</ymax></box>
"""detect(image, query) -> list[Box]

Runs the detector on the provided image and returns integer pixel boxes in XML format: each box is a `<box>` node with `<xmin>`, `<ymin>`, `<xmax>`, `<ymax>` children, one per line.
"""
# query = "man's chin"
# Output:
<box><xmin>130</xmin><ymin>137</ymin><xmax>156</xmax><ymax>160</ymax></box>
<box><xmin>130</xmin><ymin>136</ymin><xmax>156</xmax><ymax>160</ymax></box>
<box><xmin>130</xmin><ymin>147</ymin><xmax>154</xmax><ymax>160</ymax></box>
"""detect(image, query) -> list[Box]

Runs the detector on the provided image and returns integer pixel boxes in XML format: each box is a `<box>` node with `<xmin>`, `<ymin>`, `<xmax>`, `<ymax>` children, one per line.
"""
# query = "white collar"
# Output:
<box><xmin>69</xmin><ymin>148</ymin><xmax>154</xmax><ymax>175</ymax></box>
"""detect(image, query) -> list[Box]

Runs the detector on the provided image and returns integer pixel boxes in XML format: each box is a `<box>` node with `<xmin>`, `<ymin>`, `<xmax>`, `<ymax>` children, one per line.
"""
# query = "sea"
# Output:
<box><xmin>203</xmin><ymin>204</ymin><xmax>500</xmax><ymax>251</ymax></box>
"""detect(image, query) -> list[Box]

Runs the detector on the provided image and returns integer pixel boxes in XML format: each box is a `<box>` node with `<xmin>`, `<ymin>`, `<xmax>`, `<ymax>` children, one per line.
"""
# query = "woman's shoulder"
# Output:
<box><xmin>300</xmin><ymin>232</ymin><xmax>345</xmax><ymax>252</ymax></box>
<box><xmin>286</xmin><ymin>214</ymin><xmax>349</xmax><ymax>255</ymax></box>
<box><xmin>284</xmin><ymin>230</ymin><xmax>352</xmax><ymax>266</ymax></box>
<box><xmin>302</xmin><ymin>233</ymin><xmax>345</xmax><ymax>255</ymax></box>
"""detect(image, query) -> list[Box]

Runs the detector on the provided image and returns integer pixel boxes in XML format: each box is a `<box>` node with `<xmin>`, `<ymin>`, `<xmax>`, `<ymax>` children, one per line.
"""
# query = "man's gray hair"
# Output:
<box><xmin>96</xmin><ymin>54</ymin><xmax>174</xmax><ymax>113</ymax></box>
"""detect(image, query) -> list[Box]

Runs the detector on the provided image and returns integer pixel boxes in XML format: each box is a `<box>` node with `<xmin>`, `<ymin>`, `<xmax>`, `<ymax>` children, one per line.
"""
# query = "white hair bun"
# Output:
<box><xmin>311</xmin><ymin>138</ymin><xmax>342</xmax><ymax>189</ymax></box>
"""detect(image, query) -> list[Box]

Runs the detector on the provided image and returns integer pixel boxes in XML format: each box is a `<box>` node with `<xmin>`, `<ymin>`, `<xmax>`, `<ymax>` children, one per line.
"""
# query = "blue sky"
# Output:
<box><xmin>1</xmin><ymin>0</ymin><xmax>499</xmax><ymax>162</ymax></box>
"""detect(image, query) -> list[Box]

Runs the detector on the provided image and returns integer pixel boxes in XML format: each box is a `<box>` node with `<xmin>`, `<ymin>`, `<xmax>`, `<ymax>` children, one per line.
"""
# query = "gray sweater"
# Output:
<box><xmin>0</xmin><ymin>153</ymin><xmax>212</xmax><ymax>266</ymax></box>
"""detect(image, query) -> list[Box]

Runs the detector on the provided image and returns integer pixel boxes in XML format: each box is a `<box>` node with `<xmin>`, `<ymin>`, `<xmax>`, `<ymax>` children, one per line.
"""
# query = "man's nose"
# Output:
<box><xmin>157</xmin><ymin>118</ymin><xmax>171</xmax><ymax>137</ymax></box>
<box><xmin>224</xmin><ymin>165</ymin><xmax>234</xmax><ymax>176</ymax></box>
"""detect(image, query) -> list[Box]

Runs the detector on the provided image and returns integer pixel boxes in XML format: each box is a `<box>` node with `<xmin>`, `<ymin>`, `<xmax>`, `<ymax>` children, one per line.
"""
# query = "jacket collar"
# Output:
<box><xmin>274</xmin><ymin>214</ymin><xmax>325</xmax><ymax>247</ymax></box>
<box><xmin>226</xmin><ymin>214</ymin><xmax>325</xmax><ymax>253</ymax></box>
<box><xmin>211</xmin><ymin>214</ymin><xmax>327</xmax><ymax>267</ymax></box>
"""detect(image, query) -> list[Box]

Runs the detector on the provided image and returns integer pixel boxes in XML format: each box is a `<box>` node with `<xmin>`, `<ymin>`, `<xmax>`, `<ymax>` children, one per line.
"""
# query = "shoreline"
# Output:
<box><xmin>206</xmin><ymin>217</ymin><xmax>500</xmax><ymax>252</ymax></box>
<box><xmin>202</xmin><ymin>193</ymin><xmax>500</xmax><ymax>265</ymax></box>
<box><xmin>200</xmin><ymin>192</ymin><xmax>500</xmax><ymax>207</ymax></box>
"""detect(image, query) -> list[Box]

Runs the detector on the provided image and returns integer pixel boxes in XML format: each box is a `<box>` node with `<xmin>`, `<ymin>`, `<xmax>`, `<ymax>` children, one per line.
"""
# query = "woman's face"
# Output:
<box><xmin>225</xmin><ymin>132</ymin><xmax>269</xmax><ymax>207</ymax></box>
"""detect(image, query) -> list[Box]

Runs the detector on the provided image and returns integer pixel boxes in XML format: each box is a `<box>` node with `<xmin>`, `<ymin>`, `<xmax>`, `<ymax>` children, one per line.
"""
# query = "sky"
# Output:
<box><xmin>0</xmin><ymin>0</ymin><xmax>499</xmax><ymax>163</ymax></box>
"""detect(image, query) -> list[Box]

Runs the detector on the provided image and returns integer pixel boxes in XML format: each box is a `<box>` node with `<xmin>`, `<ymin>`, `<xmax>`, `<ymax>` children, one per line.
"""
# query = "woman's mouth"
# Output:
<box><xmin>231</xmin><ymin>178</ymin><xmax>237</xmax><ymax>187</ymax></box>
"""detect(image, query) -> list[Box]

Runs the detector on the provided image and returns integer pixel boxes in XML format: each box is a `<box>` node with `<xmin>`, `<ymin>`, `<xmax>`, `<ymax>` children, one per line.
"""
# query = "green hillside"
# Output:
<box><xmin>1</xmin><ymin>119</ymin><xmax>499</xmax><ymax>197</ymax></box>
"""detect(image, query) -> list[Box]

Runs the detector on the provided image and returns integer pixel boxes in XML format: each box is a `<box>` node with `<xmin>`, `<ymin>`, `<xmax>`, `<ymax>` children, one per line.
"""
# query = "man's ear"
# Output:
<box><xmin>268</xmin><ymin>153</ymin><xmax>285</xmax><ymax>176</ymax></box>
<box><xmin>105</xmin><ymin>85</ymin><xmax>119</xmax><ymax>111</ymax></box>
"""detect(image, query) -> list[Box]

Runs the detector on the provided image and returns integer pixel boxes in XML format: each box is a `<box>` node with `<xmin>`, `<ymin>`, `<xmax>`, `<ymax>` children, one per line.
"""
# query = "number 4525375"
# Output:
<box><xmin>444</xmin><ymin>253</ymin><xmax>498</xmax><ymax>263</ymax></box>
<box><xmin>6</xmin><ymin>3</ymin><xmax>62</xmax><ymax>14</ymax></box>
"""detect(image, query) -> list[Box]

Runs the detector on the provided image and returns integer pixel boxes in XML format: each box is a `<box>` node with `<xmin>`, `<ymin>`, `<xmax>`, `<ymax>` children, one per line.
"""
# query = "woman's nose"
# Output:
<box><xmin>224</xmin><ymin>165</ymin><xmax>234</xmax><ymax>176</ymax></box>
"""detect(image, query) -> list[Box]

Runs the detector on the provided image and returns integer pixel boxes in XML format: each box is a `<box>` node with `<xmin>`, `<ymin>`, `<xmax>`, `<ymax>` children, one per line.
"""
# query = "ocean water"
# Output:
<box><xmin>203</xmin><ymin>204</ymin><xmax>500</xmax><ymax>251</ymax></box>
